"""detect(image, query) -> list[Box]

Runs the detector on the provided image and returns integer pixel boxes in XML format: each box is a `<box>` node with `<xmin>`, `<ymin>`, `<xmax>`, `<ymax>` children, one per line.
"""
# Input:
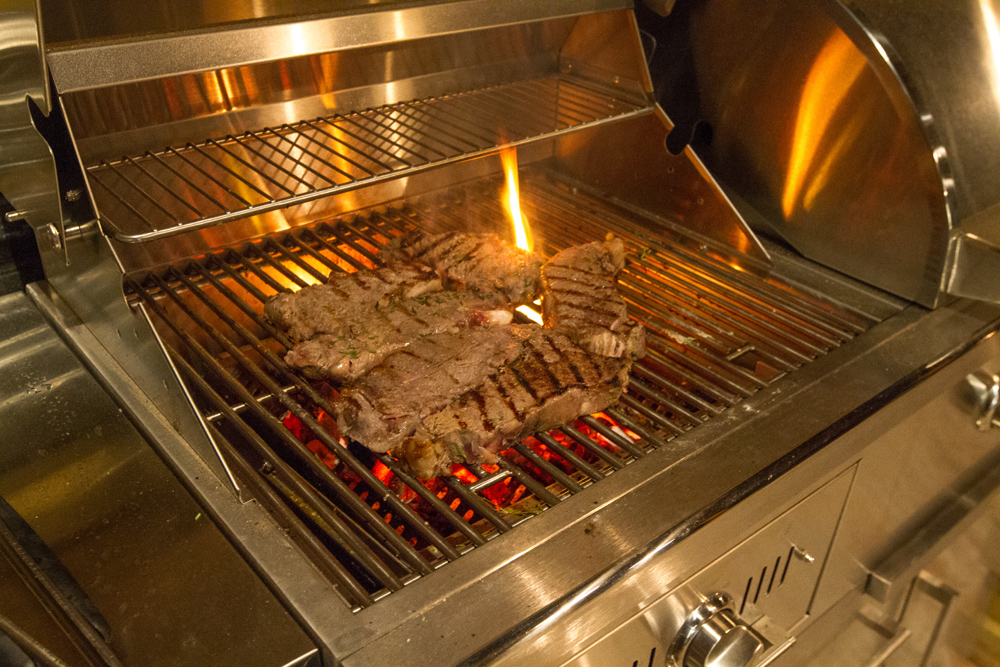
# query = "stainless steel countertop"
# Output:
<box><xmin>0</xmin><ymin>290</ymin><xmax>317</xmax><ymax>666</ymax></box>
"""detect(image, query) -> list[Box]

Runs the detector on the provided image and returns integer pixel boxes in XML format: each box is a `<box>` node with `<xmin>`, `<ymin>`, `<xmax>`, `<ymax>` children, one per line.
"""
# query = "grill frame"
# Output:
<box><xmin>124</xmin><ymin>170</ymin><xmax>880</xmax><ymax>611</ymax></box>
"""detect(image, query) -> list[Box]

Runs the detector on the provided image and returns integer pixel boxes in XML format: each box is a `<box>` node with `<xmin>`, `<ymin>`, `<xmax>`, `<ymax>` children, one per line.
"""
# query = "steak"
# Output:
<box><xmin>266</xmin><ymin>229</ymin><xmax>644</xmax><ymax>479</ymax></box>
<box><xmin>264</xmin><ymin>264</ymin><xmax>442</xmax><ymax>341</ymax></box>
<box><xmin>335</xmin><ymin>326</ymin><xmax>536</xmax><ymax>453</ymax></box>
<box><xmin>282</xmin><ymin>290</ymin><xmax>513</xmax><ymax>381</ymax></box>
<box><xmin>383</xmin><ymin>231</ymin><xmax>542</xmax><ymax>304</ymax></box>
<box><xmin>541</xmin><ymin>235</ymin><xmax>646</xmax><ymax>359</ymax></box>
<box><xmin>393</xmin><ymin>328</ymin><xmax>633</xmax><ymax>479</ymax></box>
<box><xmin>329</xmin><ymin>234</ymin><xmax>645</xmax><ymax>478</ymax></box>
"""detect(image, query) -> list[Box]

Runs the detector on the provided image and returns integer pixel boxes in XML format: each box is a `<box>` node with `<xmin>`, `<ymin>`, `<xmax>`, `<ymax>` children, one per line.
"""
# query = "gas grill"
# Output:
<box><xmin>3</xmin><ymin>0</ymin><xmax>1000</xmax><ymax>665</ymax></box>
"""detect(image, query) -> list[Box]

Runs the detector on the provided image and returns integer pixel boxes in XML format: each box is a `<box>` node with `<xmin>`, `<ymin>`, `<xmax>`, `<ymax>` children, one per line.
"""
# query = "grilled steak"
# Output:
<box><xmin>395</xmin><ymin>328</ymin><xmax>633</xmax><ymax>479</ymax></box>
<box><xmin>383</xmin><ymin>231</ymin><xmax>542</xmax><ymax>304</ymax></box>
<box><xmin>335</xmin><ymin>326</ymin><xmax>536</xmax><ymax>453</ymax></box>
<box><xmin>283</xmin><ymin>290</ymin><xmax>513</xmax><ymax>381</ymax></box>
<box><xmin>267</xmin><ymin>229</ymin><xmax>644</xmax><ymax>479</ymax></box>
<box><xmin>541</xmin><ymin>235</ymin><xmax>645</xmax><ymax>359</ymax></box>
<box><xmin>329</xmin><ymin>234</ymin><xmax>645</xmax><ymax>478</ymax></box>
<box><xmin>264</xmin><ymin>264</ymin><xmax>442</xmax><ymax>341</ymax></box>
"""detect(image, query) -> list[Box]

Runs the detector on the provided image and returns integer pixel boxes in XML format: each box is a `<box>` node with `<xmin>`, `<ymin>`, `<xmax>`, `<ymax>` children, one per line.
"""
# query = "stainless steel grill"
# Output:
<box><xmin>125</xmin><ymin>170</ymin><xmax>877</xmax><ymax>611</ymax></box>
<box><xmin>88</xmin><ymin>75</ymin><xmax>650</xmax><ymax>243</ymax></box>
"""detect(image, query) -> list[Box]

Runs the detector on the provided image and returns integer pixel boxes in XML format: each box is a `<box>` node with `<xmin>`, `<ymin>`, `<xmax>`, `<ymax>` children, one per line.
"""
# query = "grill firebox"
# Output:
<box><xmin>127</xmin><ymin>171</ymin><xmax>877</xmax><ymax>610</ymax></box>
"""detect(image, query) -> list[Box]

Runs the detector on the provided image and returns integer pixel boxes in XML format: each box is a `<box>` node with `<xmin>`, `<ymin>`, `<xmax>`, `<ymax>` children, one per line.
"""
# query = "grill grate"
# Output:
<box><xmin>89</xmin><ymin>75</ymin><xmax>650</xmax><ymax>243</ymax></box>
<box><xmin>127</xmin><ymin>172</ymin><xmax>877</xmax><ymax>611</ymax></box>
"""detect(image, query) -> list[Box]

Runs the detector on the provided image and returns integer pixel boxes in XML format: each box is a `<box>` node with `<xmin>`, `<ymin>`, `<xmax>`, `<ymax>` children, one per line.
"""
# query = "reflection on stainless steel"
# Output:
<box><xmin>0</xmin><ymin>0</ymin><xmax>63</xmax><ymax>256</ymax></box>
<box><xmin>43</xmin><ymin>0</ymin><xmax>631</xmax><ymax>93</ymax></box>
<box><xmin>682</xmin><ymin>0</ymin><xmax>951</xmax><ymax>305</ymax></box>
<box><xmin>0</xmin><ymin>291</ymin><xmax>318</xmax><ymax>666</ymax></box>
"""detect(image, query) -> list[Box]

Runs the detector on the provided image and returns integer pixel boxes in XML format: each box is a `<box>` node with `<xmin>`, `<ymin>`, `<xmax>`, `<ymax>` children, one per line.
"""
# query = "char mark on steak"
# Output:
<box><xmin>384</xmin><ymin>231</ymin><xmax>542</xmax><ymax>304</ymax></box>
<box><xmin>283</xmin><ymin>290</ymin><xmax>513</xmax><ymax>382</ymax></box>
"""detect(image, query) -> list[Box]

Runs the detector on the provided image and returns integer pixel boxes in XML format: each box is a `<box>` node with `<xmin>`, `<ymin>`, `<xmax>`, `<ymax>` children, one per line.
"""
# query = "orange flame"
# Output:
<box><xmin>500</xmin><ymin>146</ymin><xmax>544</xmax><ymax>325</ymax></box>
<box><xmin>500</xmin><ymin>147</ymin><xmax>532</xmax><ymax>253</ymax></box>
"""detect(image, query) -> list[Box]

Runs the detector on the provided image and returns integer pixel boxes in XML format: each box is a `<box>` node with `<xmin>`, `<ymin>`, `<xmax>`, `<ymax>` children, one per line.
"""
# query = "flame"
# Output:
<box><xmin>500</xmin><ymin>147</ymin><xmax>532</xmax><ymax>253</ymax></box>
<box><xmin>499</xmin><ymin>147</ymin><xmax>543</xmax><ymax>324</ymax></box>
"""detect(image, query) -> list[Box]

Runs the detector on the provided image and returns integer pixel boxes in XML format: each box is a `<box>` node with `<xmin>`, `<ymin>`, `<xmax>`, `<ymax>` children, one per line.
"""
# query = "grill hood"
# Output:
<box><xmin>647</xmin><ymin>0</ymin><xmax>1000</xmax><ymax>307</ymax></box>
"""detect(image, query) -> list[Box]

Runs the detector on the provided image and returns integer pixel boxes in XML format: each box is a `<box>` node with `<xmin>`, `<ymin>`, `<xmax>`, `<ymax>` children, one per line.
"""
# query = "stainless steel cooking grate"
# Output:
<box><xmin>125</xmin><ymin>171</ymin><xmax>877</xmax><ymax>611</ymax></box>
<box><xmin>89</xmin><ymin>75</ymin><xmax>651</xmax><ymax>243</ymax></box>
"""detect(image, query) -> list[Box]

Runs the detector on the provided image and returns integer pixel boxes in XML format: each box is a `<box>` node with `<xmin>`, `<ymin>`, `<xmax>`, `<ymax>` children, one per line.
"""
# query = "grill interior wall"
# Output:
<box><xmin>127</xmin><ymin>170</ymin><xmax>878</xmax><ymax>611</ymax></box>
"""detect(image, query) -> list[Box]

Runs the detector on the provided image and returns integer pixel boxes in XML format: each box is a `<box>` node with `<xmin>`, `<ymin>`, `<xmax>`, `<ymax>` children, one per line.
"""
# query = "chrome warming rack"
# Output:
<box><xmin>88</xmin><ymin>75</ymin><xmax>649</xmax><ymax>243</ymax></box>
<box><xmin>126</xmin><ymin>171</ymin><xmax>876</xmax><ymax>611</ymax></box>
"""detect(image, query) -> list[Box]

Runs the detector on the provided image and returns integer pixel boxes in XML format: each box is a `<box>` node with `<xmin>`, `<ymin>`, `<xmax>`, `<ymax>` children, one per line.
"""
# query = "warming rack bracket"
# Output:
<box><xmin>86</xmin><ymin>75</ymin><xmax>653</xmax><ymax>244</ymax></box>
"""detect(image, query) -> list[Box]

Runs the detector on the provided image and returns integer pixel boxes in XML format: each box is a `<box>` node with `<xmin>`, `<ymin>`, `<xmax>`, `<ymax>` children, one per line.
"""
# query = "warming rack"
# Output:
<box><xmin>87</xmin><ymin>75</ymin><xmax>651</xmax><ymax>243</ymax></box>
<box><xmin>126</xmin><ymin>172</ymin><xmax>878</xmax><ymax>612</ymax></box>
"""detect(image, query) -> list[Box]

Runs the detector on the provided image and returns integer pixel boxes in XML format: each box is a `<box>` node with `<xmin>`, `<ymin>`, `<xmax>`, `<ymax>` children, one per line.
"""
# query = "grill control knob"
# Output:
<box><xmin>669</xmin><ymin>593</ymin><xmax>765</xmax><ymax>667</ymax></box>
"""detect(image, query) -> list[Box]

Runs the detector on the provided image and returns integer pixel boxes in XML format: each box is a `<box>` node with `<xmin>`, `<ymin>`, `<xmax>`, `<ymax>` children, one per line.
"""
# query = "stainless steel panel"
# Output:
<box><xmin>0</xmin><ymin>290</ymin><xmax>318</xmax><ymax>666</ymax></box>
<box><xmin>43</xmin><ymin>0</ymin><xmax>632</xmax><ymax>93</ymax></box>
<box><xmin>843</xmin><ymin>0</ymin><xmax>1000</xmax><ymax>224</ymax></box>
<box><xmin>680</xmin><ymin>0</ymin><xmax>950</xmax><ymax>305</ymax></box>
<box><xmin>562</xmin><ymin>468</ymin><xmax>854</xmax><ymax>667</ymax></box>
<box><xmin>813</xmin><ymin>328</ymin><xmax>1000</xmax><ymax>620</ymax></box>
<box><xmin>61</xmin><ymin>17</ymin><xmax>578</xmax><ymax>157</ymax></box>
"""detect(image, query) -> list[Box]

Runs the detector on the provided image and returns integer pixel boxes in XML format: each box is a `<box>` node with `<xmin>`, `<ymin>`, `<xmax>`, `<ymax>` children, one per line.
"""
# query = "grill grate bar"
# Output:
<box><xmin>89</xmin><ymin>75</ymin><xmax>651</xmax><ymax>242</ymax></box>
<box><xmin>131</xmin><ymin>171</ymin><xmax>879</xmax><ymax>611</ymax></box>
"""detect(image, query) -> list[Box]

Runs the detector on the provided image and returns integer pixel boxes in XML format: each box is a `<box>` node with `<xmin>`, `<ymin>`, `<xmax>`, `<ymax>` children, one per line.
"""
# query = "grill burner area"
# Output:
<box><xmin>126</xmin><ymin>172</ymin><xmax>877</xmax><ymax>611</ymax></box>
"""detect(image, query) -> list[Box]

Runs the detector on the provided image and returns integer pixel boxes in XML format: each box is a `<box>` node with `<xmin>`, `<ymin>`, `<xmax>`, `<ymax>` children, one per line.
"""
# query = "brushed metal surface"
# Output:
<box><xmin>674</xmin><ymin>0</ymin><xmax>951</xmax><ymax>306</ymax></box>
<box><xmin>43</xmin><ymin>0</ymin><xmax>632</xmax><ymax>93</ymax></box>
<box><xmin>0</xmin><ymin>290</ymin><xmax>317</xmax><ymax>666</ymax></box>
<box><xmin>812</xmin><ymin>326</ymin><xmax>1000</xmax><ymax>620</ymax></box>
<box><xmin>563</xmin><ymin>469</ymin><xmax>853</xmax><ymax>667</ymax></box>
<box><xmin>61</xmin><ymin>17</ymin><xmax>578</xmax><ymax>159</ymax></box>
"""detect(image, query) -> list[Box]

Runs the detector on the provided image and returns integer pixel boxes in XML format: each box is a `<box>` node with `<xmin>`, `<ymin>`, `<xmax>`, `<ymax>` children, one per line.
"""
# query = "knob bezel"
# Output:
<box><xmin>668</xmin><ymin>592</ymin><xmax>763</xmax><ymax>667</ymax></box>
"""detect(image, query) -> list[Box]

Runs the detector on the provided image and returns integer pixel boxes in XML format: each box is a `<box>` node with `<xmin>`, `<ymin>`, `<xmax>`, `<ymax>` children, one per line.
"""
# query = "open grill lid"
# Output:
<box><xmin>647</xmin><ymin>0</ymin><xmax>1000</xmax><ymax>307</ymax></box>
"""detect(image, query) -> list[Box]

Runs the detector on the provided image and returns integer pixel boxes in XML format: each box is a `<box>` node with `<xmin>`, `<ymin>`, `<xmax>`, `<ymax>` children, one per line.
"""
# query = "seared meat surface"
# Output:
<box><xmin>336</xmin><ymin>325</ymin><xmax>536</xmax><ymax>454</ymax></box>
<box><xmin>283</xmin><ymin>290</ymin><xmax>513</xmax><ymax>382</ymax></box>
<box><xmin>395</xmin><ymin>328</ymin><xmax>633</xmax><ymax>479</ymax></box>
<box><xmin>541</xmin><ymin>235</ymin><xmax>645</xmax><ymax>359</ymax></box>
<box><xmin>384</xmin><ymin>231</ymin><xmax>542</xmax><ymax>304</ymax></box>
<box><xmin>265</xmin><ymin>264</ymin><xmax>442</xmax><ymax>341</ymax></box>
